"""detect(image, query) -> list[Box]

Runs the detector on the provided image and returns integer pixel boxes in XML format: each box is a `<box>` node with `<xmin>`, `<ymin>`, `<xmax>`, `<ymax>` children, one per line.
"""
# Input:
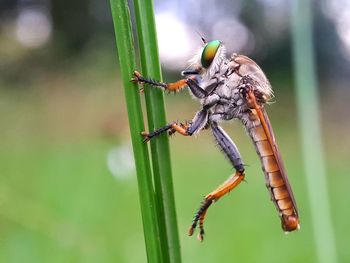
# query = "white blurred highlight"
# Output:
<box><xmin>107</xmin><ymin>144</ymin><xmax>135</xmax><ymax>180</ymax></box>
<box><xmin>211</xmin><ymin>18</ymin><xmax>253</xmax><ymax>54</ymax></box>
<box><xmin>155</xmin><ymin>13</ymin><xmax>252</xmax><ymax>71</ymax></box>
<box><xmin>335</xmin><ymin>10</ymin><xmax>350</xmax><ymax>59</ymax></box>
<box><xmin>15</xmin><ymin>7</ymin><xmax>52</xmax><ymax>48</ymax></box>
<box><xmin>322</xmin><ymin>0</ymin><xmax>350</xmax><ymax>60</ymax></box>
<box><xmin>155</xmin><ymin>12</ymin><xmax>198</xmax><ymax>70</ymax></box>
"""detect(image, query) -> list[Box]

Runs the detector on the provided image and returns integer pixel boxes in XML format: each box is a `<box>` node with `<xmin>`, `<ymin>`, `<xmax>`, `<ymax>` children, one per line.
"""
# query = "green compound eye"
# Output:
<box><xmin>201</xmin><ymin>40</ymin><xmax>221</xmax><ymax>68</ymax></box>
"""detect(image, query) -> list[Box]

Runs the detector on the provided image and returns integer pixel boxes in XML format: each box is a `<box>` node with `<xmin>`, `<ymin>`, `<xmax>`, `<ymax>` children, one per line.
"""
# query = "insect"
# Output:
<box><xmin>132</xmin><ymin>39</ymin><xmax>300</xmax><ymax>241</ymax></box>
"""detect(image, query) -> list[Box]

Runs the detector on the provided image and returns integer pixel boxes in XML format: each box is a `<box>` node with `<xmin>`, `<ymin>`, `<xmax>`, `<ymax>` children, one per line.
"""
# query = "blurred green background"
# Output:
<box><xmin>1</xmin><ymin>0</ymin><xmax>350</xmax><ymax>262</ymax></box>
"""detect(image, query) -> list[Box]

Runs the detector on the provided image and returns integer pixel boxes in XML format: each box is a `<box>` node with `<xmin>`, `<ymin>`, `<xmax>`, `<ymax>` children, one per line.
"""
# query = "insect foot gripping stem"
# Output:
<box><xmin>141</xmin><ymin>122</ymin><xmax>191</xmax><ymax>142</ymax></box>
<box><xmin>131</xmin><ymin>70</ymin><xmax>188</xmax><ymax>92</ymax></box>
<box><xmin>140</xmin><ymin>124</ymin><xmax>174</xmax><ymax>142</ymax></box>
<box><xmin>188</xmin><ymin>171</ymin><xmax>245</xmax><ymax>242</ymax></box>
<box><xmin>131</xmin><ymin>70</ymin><xmax>168</xmax><ymax>92</ymax></box>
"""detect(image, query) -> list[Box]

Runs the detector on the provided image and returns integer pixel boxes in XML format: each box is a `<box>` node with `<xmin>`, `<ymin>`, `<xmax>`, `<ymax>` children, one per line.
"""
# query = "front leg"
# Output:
<box><xmin>131</xmin><ymin>71</ymin><xmax>208</xmax><ymax>99</ymax></box>
<box><xmin>132</xmin><ymin>70</ymin><xmax>189</xmax><ymax>92</ymax></box>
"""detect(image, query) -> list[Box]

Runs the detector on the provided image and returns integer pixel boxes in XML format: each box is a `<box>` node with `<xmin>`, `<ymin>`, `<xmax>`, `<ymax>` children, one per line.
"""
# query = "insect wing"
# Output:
<box><xmin>260</xmin><ymin>108</ymin><xmax>299</xmax><ymax>215</ymax></box>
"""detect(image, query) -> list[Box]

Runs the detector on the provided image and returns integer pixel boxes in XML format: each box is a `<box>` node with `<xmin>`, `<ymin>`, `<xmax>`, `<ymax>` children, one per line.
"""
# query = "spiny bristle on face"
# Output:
<box><xmin>187</xmin><ymin>48</ymin><xmax>203</xmax><ymax>72</ymax></box>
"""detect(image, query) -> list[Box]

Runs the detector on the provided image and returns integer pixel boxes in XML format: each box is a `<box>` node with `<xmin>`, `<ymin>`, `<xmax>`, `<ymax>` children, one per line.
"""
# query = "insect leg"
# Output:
<box><xmin>186</xmin><ymin>78</ymin><xmax>207</xmax><ymax>98</ymax></box>
<box><xmin>141</xmin><ymin>108</ymin><xmax>209</xmax><ymax>142</ymax></box>
<box><xmin>188</xmin><ymin>78</ymin><xmax>223</xmax><ymax>98</ymax></box>
<box><xmin>141</xmin><ymin>123</ymin><xmax>174</xmax><ymax>142</ymax></box>
<box><xmin>131</xmin><ymin>71</ymin><xmax>210</xmax><ymax>99</ymax></box>
<box><xmin>131</xmin><ymin>70</ymin><xmax>188</xmax><ymax>92</ymax></box>
<box><xmin>188</xmin><ymin>122</ymin><xmax>245</xmax><ymax>241</ymax></box>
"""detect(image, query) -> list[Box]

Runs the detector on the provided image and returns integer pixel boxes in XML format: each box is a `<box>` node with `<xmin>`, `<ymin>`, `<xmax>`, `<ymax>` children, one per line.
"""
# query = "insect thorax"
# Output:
<box><xmin>198</xmin><ymin>57</ymin><xmax>267</xmax><ymax>124</ymax></box>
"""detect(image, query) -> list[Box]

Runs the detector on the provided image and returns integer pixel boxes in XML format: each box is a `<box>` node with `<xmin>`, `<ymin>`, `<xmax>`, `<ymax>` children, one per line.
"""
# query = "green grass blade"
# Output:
<box><xmin>291</xmin><ymin>1</ymin><xmax>337</xmax><ymax>262</ymax></box>
<box><xmin>133</xmin><ymin>1</ymin><xmax>182</xmax><ymax>262</ymax></box>
<box><xmin>109</xmin><ymin>0</ymin><xmax>162</xmax><ymax>262</ymax></box>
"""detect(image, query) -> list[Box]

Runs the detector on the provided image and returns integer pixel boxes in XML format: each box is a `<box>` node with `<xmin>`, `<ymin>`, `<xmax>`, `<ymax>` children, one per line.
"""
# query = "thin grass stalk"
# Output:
<box><xmin>291</xmin><ymin>1</ymin><xmax>337</xmax><ymax>262</ymax></box>
<box><xmin>109</xmin><ymin>0</ymin><xmax>163</xmax><ymax>262</ymax></box>
<box><xmin>133</xmin><ymin>0</ymin><xmax>182</xmax><ymax>262</ymax></box>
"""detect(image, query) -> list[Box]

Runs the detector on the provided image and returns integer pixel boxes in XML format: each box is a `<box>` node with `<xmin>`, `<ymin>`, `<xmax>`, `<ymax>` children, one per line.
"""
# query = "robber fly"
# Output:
<box><xmin>132</xmin><ymin>39</ymin><xmax>299</xmax><ymax>241</ymax></box>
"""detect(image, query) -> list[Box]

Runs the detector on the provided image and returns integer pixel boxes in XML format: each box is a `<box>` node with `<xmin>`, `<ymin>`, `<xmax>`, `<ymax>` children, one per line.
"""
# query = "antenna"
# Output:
<box><xmin>195</xmin><ymin>30</ymin><xmax>207</xmax><ymax>44</ymax></box>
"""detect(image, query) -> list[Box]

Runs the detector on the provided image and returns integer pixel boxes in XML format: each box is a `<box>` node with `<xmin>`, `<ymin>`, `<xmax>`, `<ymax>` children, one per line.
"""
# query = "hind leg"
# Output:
<box><xmin>189</xmin><ymin>122</ymin><xmax>245</xmax><ymax>241</ymax></box>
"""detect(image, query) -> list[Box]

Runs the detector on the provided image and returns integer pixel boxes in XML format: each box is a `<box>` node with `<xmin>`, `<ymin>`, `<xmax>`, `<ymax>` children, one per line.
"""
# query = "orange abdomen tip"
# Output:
<box><xmin>282</xmin><ymin>215</ymin><xmax>300</xmax><ymax>232</ymax></box>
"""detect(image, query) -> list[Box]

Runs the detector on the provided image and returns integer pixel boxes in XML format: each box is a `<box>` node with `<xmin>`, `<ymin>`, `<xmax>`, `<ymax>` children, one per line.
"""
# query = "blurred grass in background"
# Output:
<box><xmin>1</xmin><ymin>0</ymin><xmax>350</xmax><ymax>262</ymax></box>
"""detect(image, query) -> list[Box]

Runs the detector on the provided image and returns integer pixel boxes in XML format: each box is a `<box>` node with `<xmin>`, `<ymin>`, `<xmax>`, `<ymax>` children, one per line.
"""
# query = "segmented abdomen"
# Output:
<box><xmin>244</xmin><ymin>110</ymin><xmax>299</xmax><ymax>232</ymax></box>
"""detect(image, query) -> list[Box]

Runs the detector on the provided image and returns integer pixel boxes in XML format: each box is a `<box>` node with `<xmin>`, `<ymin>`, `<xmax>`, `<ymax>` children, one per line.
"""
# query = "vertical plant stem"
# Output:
<box><xmin>133</xmin><ymin>0</ymin><xmax>182</xmax><ymax>262</ymax></box>
<box><xmin>291</xmin><ymin>1</ymin><xmax>337</xmax><ymax>262</ymax></box>
<box><xmin>109</xmin><ymin>0</ymin><xmax>162</xmax><ymax>262</ymax></box>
